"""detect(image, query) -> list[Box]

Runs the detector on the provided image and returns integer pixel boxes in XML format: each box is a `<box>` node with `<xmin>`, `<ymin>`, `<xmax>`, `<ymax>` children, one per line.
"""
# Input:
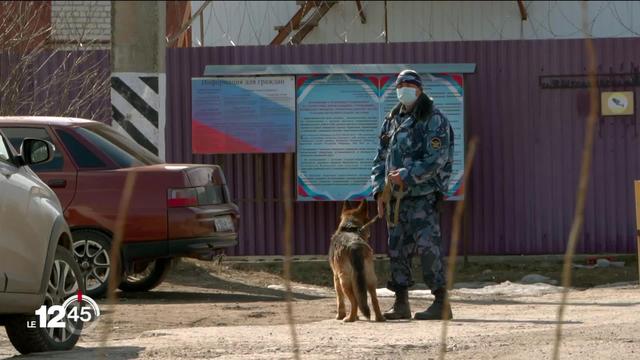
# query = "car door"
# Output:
<box><xmin>0</xmin><ymin>132</ymin><xmax>56</xmax><ymax>293</ymax></box>
<box><xmin>1</xmin><ymin>126</ymin><xmax>78</xmax><ymax>210</ymax></box>
<box><xmin>0</xmin><ymin>133</ymin><xmax>12</xmax><ymax>292</ymax></box>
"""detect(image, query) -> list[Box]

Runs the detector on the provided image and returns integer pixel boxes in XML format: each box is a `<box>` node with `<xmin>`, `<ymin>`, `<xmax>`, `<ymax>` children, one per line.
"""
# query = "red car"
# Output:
<box><xmin>0</xmin><ymin>117</ymin><xmax>240</xmax><ymax>297</ymax></box>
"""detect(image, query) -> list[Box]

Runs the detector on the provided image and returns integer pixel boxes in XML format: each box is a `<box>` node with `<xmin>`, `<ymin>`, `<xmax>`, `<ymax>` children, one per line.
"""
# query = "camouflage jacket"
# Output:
<box><xmin>371</xmin><ymin>94</ymin><xmax>454</xmax><ymax>198</ymax></box>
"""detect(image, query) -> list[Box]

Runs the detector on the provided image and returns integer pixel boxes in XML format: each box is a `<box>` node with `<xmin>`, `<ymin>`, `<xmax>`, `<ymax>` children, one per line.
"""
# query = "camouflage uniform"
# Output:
<box><xmin>371</xmin><ymin>94</ymin><xmax>454</xmax><ymax>292</ymax></box>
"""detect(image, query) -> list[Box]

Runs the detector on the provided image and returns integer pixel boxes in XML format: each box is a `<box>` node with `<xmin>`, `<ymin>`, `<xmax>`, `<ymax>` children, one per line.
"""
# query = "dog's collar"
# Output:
<box><xmin>339</xmin><ymin>225</ymin><xmax>361</xmax><ymax>233</ymax></box>
<box><xmin>339</xmin><ymin>220</ymin><xmax>363</xmax><ymax>233</ymax></box>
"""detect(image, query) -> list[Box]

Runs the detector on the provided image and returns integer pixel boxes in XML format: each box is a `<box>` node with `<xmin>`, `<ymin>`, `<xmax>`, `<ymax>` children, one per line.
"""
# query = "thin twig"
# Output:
<box><xmin>635</xmin><ymin>182</ymin><xmax>640</xmax><ymax>283</ymax></box>
<box><xmin>438</xmin><ymin>136</ymin><xmax>479</xmax><ymax>360</ymax></box>
<box><xmin>552</xmin><ymin>1</ymin><xmax>599</xmax><ymax>359</ymax></box>
<box><xmin>282</xmin><ymin>153</ymin><xmax>301</xmax><ymax>359</ymax></box>
<box><xmin>283</xmin><ymin>154</ymin><xmax>300</xmax><ymax>358</ymax></box>
<box><xmin>99</xmin><ymin>171</ymin><xmax>138</xmax><ymax>358</ymax></box>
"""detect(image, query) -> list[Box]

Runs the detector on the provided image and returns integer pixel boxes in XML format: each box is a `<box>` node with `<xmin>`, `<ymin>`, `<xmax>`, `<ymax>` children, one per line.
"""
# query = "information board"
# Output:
<box><xmin>296</xmin><ymin>74</ymin><xmax>381</xmax><ymax>201</ymax></box>
<box><xmin>297</xmin><ymin>73</ymin><xmax>465</xmax><ymax>201</ymax></box>
<box><xmin>191</xmin><ymin>76</ymin><xmax>295</xmax><ymax>154</ymax></box>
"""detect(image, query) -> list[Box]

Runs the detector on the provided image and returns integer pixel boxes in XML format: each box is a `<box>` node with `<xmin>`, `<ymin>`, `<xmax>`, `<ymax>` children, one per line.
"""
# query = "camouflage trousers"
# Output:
<box><xmin>386</xmin><ymin>193</ymin><xmax>445</xmax><ymax>292</ymax></box>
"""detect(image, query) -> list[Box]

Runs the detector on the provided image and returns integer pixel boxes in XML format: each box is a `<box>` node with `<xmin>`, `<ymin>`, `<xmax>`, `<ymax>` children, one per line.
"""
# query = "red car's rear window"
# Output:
<box><xmin>65</xmin><ymin>123</ymin><xmax>162</xmax><ymax>168</ymax></box>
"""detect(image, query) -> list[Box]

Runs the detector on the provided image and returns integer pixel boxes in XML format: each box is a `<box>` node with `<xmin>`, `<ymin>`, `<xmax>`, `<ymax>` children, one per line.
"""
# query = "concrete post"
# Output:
<box><xmin>111</xmin><ymin>1</ymin><xmax>167</xmax><ymax>159</ymax></box>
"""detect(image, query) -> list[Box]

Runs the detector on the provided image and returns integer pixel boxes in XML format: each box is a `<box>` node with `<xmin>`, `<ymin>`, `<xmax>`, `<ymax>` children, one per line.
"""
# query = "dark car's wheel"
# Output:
<box><xmin>119</xmin><ymin>258</ymin><xmax>172</xmax><ymax>293</ymax></box>
<box><xmin>4</xmin><ymin>246</ymin><xmax>85</xmax><ymax>354</ymax></box>
<box><xmin>71</xmin><ymin>230</ymin><xmax>116</xmax><ymax>298</ymax></box>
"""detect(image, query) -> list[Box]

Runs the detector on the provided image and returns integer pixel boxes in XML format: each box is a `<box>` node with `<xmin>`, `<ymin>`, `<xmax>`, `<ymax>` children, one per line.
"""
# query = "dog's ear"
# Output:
<box><xmin>341</xmin><ymin>200</ymin><xmax>350</xmax><ymax>213</ymax></box>
<box><xmin>356</xmin><ymin>200</ymin><xmax>367</xmax><ymax>216</ymax></box>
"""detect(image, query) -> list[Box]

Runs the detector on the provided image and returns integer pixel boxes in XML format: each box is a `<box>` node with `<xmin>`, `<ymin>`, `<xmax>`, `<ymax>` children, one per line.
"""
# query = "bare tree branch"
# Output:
<box><xmin>0</xmin><ymin>1</ymin><xmax>110</xmax><ymax>121</ymax></box>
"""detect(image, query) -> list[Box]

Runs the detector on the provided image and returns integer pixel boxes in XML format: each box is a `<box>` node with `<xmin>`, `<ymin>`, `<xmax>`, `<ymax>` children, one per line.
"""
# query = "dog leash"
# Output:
<box><xmin>358</xmin><ymin>175</ymin><xmax>408</xmax><ymax>236</ymax></box>
<box><xmin>382</xmin><ymin>175</ymin><xmax>407</xmax><ymax>226</ymax></box>
<box><xmin>358</xmin><ymin>215</ymin><xmax>380</xmax><ymax>236</ymax></box>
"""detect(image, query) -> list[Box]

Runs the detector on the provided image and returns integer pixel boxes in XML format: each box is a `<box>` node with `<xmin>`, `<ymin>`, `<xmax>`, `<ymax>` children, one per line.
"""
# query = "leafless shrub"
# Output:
<box><xmin>0</xmin><ymin>1</ymin><xmax>110</xmax><ymax>120</ymax></box>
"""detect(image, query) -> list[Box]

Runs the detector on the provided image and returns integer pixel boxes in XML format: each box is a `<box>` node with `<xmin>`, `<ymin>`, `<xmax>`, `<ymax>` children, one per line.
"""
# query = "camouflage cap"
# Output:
<box><xmin>395</xmin><ymin>69</ymin><xmax>422</xmax><ymax>88</ymax></box>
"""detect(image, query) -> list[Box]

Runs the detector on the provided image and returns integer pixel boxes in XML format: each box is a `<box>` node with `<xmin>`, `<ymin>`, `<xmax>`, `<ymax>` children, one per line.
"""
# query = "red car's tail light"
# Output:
<box><xmin>168</xmin><ymin>185</ymin><xmax>225</xmax><ymax>208</ymax></box>
<box><xmin>167</xmin><ymin>188</ymin><xmax>198</xmax><ymax>207</ymax></box>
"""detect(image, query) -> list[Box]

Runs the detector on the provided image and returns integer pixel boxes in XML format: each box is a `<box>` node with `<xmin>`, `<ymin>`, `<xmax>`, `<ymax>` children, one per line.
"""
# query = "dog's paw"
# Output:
<box><xmin>343</xmin><ymin>317</ymin><xmax>357</xmax><ymax>323</ymax></box>
<box><xmin>335</xmin><ymin>313</ymin><xmax>346</xmax><ymax>320</ymax></box>
<box><xmin>375</xmin><ymin>316</ymin><xmax>386</xmax><ymax>322</ymax></box>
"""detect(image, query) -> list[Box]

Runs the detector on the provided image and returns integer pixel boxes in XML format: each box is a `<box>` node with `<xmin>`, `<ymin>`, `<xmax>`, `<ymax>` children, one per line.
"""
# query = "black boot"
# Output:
<box><xmin>413</xmin><ymin>288</ymin><xmax>452</xmax><ymax>320</ymax></box>
<box><xmin>383</xmin><ymin>288</ymin><xmax>411</xmax><ymax>320</ymax></box>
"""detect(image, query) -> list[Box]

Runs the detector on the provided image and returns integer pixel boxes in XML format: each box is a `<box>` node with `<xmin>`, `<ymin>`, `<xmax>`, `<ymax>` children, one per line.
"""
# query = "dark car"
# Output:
<box><xmin>0</xmin><ymin>117</ymin><xmax>240</xmax><ymax>297</ymax></box>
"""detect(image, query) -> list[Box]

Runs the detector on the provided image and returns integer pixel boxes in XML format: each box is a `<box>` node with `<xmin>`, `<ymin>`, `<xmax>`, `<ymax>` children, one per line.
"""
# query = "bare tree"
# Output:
<box><xmin>0</xmin><ymin>1</ymin><xmax>110</xmax><ymax>120</ymax></box>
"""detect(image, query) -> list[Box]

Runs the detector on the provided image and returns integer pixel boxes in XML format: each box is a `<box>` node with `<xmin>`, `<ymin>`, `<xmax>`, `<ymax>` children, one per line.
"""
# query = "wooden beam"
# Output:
<box><xmin>517</xmin><ymin>0</ymin><xmax>527</xmax><ymax>20</ymax></box>
<box><xmin>179</xmin><ymin>4</ymin><xmax>192</xmax><ymax>47</ymax></box>
<box><xmin>167</xmin><ymin>0</ymin><xmax>212</xmax><ymax>47</ymax></box>
<box><xmin>271</xmin><ymin>1</ymin><xmax>315</xmax><ymax>45</ymax></box>
<box><xmin>355</xmin><ymin>0</ymin><xmax>366</xmax><ymax>24</ymax></box>
<box><xmin>291</xmin><ymin>1</ymin><xmax>313</xmax><ymax>30</ymax></box>
<box><xmin>291</xmin><ymin>2</ymin><xmax>337</xmax><ymax>44</ymax></box>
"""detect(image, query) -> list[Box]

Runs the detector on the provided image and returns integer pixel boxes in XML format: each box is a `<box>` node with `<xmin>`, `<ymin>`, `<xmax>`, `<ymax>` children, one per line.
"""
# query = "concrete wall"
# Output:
<box><xmin>193</xmin><ymin>1</ymin><xmax>640</xmax><ymax>46</ymax></box>
<box><xmin>51</xmin><ymin>0</ymin><xmax>110</xmax><ymax>48</ymax></box>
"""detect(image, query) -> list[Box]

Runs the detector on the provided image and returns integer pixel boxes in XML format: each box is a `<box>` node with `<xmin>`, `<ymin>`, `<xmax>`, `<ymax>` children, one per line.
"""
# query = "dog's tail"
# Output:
<box><xmin>350</xmin><ymin>243</ymin><xmax>371</xmax><ymax>319</ymax></box>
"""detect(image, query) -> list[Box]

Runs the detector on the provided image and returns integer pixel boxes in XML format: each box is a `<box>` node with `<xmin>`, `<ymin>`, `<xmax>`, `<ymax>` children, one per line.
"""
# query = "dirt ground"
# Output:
<box><xmin>1</xmin><ymin>259</ymin><xmax>639</xmax><ymax>359</ymax></box>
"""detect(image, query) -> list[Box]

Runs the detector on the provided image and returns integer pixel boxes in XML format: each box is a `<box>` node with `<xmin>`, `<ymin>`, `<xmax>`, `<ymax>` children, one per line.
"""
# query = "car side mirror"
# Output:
<box><xmin>19</xmin><ymin>138</ymin><xmax>55</xmax><ymax>166</ymax></box>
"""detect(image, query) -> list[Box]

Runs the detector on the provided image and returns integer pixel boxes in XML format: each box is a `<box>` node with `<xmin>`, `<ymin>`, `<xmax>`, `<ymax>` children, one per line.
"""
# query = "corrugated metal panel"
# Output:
<box><xmin>0</xmin><ymin>50</ymin><xmax>110</xmax><ymax>121</ymax></box>
<box><xmin>166</xmin><ymin>38</ymin><xmax>640</xmax><ymax>256</ymax></box>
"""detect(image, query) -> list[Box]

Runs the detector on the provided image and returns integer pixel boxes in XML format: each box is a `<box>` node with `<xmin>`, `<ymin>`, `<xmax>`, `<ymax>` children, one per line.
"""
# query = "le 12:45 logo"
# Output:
<box><xmin>28</xmin><ymin>291</ymin><xmax>101</xmax><ymax>334</ymax></box>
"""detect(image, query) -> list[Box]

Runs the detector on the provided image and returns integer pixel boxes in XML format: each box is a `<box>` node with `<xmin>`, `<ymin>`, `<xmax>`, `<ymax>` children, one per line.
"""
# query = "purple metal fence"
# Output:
<box><xmin>166</xmin><ymin>38</ymin><xmax>640</xmax><ymax>256</ymax></box>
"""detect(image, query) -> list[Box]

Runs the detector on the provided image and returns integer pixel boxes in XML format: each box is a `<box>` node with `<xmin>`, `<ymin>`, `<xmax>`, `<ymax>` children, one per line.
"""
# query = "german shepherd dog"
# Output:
<box><xmin>329</xmin><ymin>201</ymin><xmax>384</xmax><ymax>322</ymax></box>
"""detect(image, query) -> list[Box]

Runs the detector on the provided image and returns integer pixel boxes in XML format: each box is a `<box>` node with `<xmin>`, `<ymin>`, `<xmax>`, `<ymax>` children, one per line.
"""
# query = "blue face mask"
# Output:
<box><xmin>396</xmin><ymin>87</ymin><xmax>418</xmax><ymax>106</ymax></box>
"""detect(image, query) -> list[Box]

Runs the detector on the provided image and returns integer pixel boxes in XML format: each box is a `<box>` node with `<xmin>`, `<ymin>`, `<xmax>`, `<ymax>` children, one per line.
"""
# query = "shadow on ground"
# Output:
<box><xmin>116</xmin><ymin>290</ymin><xmax>294</xmax><ymax>304</ymax></box>
<box><xmin>108</xmin><ymin>260</ymin><xmax>325</xmax><ymax>304</ymax></box>
<box><xmin>3</xmin><ymin>346</ymin><xmax>144</xmax><ymax>360</ymax></box>
<box><xmin>452</xmin><ymin>318</ymin><xmax>582</xmax><ymax>325</ymax></box>
<box><xmin>454</xmin><ymin>298</ymin><xmax>640</xmax><ymax>307</ymax></box>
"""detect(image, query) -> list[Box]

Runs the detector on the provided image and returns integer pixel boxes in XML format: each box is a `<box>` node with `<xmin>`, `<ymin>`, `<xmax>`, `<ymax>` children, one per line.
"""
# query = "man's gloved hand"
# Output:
<box><xmin>388</xmin><ymin>169</ymin><xmax>406</xmax><ymax>187</ymax></box>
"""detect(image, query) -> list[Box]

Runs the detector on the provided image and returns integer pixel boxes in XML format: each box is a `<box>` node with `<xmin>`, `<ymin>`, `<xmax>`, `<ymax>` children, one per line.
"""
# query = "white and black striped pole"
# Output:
<box><xmin>111</xmin><ymin>1</ymin><xmax>166</xmax><ymax>159</ymax></box>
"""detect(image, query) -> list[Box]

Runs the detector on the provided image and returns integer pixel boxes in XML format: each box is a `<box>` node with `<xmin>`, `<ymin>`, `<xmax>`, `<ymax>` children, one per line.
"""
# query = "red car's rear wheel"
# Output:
<box><xmin>119</xmin><ymin>258</ymin><xmax>172</xmax><ymax>293</ymax></box>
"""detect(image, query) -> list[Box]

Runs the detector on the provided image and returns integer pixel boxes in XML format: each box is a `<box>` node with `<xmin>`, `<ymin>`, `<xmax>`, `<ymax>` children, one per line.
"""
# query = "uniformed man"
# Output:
<box><xmin>371</xmin><ymin>70</ymin><xmax>454</xmax><ymax>320</ymax></box>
